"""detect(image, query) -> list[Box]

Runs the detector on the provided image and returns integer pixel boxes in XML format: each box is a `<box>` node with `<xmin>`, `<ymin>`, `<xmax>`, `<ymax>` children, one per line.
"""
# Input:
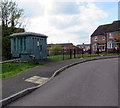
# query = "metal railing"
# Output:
<box><xmin>47</xmin><ymin>48</ymin><xmax>120</xmax><ymax>61</ymax></box>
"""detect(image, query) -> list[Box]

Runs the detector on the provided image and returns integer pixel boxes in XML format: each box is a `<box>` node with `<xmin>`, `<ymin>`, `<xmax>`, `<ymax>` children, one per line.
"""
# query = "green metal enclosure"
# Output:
<box><xmin>10</xmin><ymin>32</ymin><xmax>48</xmax><ymax>60</ymax></box>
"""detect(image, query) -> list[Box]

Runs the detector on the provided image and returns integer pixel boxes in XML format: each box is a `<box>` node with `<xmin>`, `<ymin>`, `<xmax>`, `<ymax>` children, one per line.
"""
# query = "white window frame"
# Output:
<box><xmin>107</xmin><ymin>40</ymin><xmax>114</xmax><ymax>49</ymax></box>
<box><xmin>93</xmin><ymin>43</ymin><xmax>97</xmax><ymax>51</ymax></box>
<box><xmin>109</xmin><ymin>33</ymin><xmax>113</xmax><ymax>38</ymax></box>
<box><xmin>94</xmin><ymin>36</ymin><xmax>98</xmax><ymax>41</ymax></box>
<box><xmin>102</xmin><ymin>36</ymin><xmax>105</xmax><ymax>40</ymax></box>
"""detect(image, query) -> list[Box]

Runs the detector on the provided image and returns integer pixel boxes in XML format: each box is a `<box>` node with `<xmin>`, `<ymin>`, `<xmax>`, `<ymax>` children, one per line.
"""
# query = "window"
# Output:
<box><xmin>109</xmin><ymin>33</ymin><xmax>113</xmax><ymax>38</ymax></box>
<box><xmin>93</xmin><ymin>43</ymin><xmax>98</xmax><ymax>51</ymax></box>
<box><xmin>102</xmin><ymin>36</ymin><xmax>105</xmax><ymax>40</ymax></box>
<box><xmin>94</xmin><ymin>36</ymin><xmax>98</xmax><ymax>41</ymax></box>
<box><xmin>107</xmin><ymin>40</ymin><xmax>114</xmax><ymax>49</ymax></box>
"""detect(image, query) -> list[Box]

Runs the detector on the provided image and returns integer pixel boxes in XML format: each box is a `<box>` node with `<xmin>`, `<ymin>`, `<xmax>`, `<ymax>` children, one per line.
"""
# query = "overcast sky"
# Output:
<box><xmin>16</xmin><ymin>0</ymin><xmax>119</xmax><ymax>45</ymax></box>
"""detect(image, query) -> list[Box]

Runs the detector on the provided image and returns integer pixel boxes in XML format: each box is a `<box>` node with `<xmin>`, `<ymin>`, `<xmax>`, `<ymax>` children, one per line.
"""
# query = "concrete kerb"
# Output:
<box><xmin>1</xmin><ymin>55</ymin><xmax>119</xmax><ymax>107</ymax></box>
<box><xmin>52</xmin><ymin>55</ymin><xmax>119</xmax><ymax>77</ymax></box>
<box><xmin>0</xmin><ymin>59</ymin><xmax>20</xmax><ymax>64</ymax></box>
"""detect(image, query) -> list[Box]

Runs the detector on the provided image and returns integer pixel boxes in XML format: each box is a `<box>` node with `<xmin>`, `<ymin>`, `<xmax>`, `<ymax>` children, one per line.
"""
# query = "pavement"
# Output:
<box><xmin>2</xmin><ymin>58</ymin><xmax>88</xmax><ymax>99</ymax></box>
<box><xmin>1</xmin><ymin>55</ymin><xmax>119</xmax><ymax>107</ymax></box>
<box><xmin>7</xmin><ymin>58</ymin><xmax>118</xmax><ymax>106</ymax></box>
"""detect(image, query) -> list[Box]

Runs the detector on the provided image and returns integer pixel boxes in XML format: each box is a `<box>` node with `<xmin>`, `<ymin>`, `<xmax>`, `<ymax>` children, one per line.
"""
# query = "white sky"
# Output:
<box><xmin>16</xmin><ymin>0</ymin><xmax>118</xmax><ymax>45</ymax></box>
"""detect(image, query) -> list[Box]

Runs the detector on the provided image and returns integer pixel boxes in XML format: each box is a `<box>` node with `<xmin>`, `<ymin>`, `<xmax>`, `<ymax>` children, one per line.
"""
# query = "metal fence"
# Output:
<box><xmin>47</xmin><ymin>48</ymin><xmax>120</xmax><ymax>60</ymax></box>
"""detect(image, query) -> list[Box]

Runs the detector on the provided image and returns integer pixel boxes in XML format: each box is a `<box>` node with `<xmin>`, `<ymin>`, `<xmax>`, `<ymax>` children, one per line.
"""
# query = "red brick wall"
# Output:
<box><xmin>91</xmin><ymin>35</ymin><xmax>106</xmax><ymax>44</ymax></box>
<box><xmin>91</xmin><ymin>32</ymin><xmax>120</xmax><ymax>53</ymax></box>
<box><xmin>107</xmin><ymin>32</ymin><xmax>120</xmax><ymax>41</ymax></box>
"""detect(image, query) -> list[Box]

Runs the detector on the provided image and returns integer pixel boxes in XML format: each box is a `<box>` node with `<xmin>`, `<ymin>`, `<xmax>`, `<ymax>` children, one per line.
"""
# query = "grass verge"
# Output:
<box><xmin>1</xmin><ymin>62</ymin><xmax>44</xmax><ymax>79</ymax></box>
<box><xmin>48</xmin><ymin>53</ymin><xmax>119</xmax><ymax>61</ymax></box>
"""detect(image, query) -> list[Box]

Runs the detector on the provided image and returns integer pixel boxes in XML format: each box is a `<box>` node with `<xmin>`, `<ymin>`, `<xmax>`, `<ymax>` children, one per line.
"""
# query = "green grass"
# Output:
<box><xmin>1</xmin><ymin>62</ymin><xmax>44</xmax><ymax>79</ymax></box>
<box><xmin>1</xmin><ymin>53</ymin><xmax>119</xmax><ymax>78</ymax></box>
<box><xmin>100</xmin><ymin>53</ymin><xmax>119</xmax><ymax>56</ymax></box>
<box><xmin>48</xmin><ymin>53</ymin><xmax>119</xmax><ymax>61</ymax></box>
<box><xmin>48</xmin><ymin>54</ymin><xmax>70</xmax><ymax>60</ymax></box>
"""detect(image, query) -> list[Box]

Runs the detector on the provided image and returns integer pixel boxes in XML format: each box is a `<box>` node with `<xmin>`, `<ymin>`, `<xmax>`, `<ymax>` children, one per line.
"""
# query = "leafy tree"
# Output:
<box><xmin>2</xmin><ymin>36</ymin><xmax>11</xmax><ymax>60</ymax></box>
<box><xmin>0</xmin><ymin>0</ymin><xmax>25</xmax><ymax>60</ymax></box>
<box><xmin>49</xmin><ymin>45</ymin><xmax>62</xmax><ymax>56</ymax></box>
<box><xmin>0</xmin><ymin>0</ymin><xmax>24</xmax><ymax>28</ymax></box>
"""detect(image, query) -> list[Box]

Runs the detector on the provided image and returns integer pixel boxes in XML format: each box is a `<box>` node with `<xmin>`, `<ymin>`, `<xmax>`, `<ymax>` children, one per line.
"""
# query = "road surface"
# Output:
<box><xmin>8</xmin><ymin>58</ymin><xmax>118</xmax><ymax>106</ymax></box>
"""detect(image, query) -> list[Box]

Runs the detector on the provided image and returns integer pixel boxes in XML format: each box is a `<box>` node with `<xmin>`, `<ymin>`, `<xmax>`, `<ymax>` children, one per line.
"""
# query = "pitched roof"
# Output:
<box><xmin>91</xmin><ymin>20</ymin><xmax>120</xmax><ymax>37</ymax></box>
<box><xmin>91</xmin><ymin>24</ymin><xmax>111</xmax><ymax>37</ymax></box>
<box><xmin>77</xmin><ymin>44</ymin><xmax>90</xmax><ymax>46</ymax></box>
<box><xmin>106</xmin><ymin>20</ymin><xmax>120</xmax><ymax>32</ymax></box>
<box><xmin>56</xmin><ymin>43</ymin><xmax>73</xmax><ymax>46</ymax></box>
<box><xmin>10</xmin><ymin>32</ymin><xmax>48</xmax><ymax>38</ymax></box>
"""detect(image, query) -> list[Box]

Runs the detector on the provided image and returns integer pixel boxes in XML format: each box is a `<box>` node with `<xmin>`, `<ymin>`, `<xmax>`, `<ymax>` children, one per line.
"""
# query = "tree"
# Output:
<box><xmin>0</xmin><ymin>0</ymin><xmax>25</xmax><ymax>60</ymax></box>
<box><xmin>49</xmin><ymin>45</ymin><xmax>62</xmax><ymax>56</ymax></box>
<box><xmin>2</xmin><ymin>36</ymin><xmax>11</xmax><ymax>60</ymax></box>
<box><xmin>0</xmin><ymin>0</ymin><xmax>24</xmax><ymax>36</ymax></box>
<box><xmin>0</xmin><ymin>0</ymin><xmax>24</xmax><ymax>28</ymax></box>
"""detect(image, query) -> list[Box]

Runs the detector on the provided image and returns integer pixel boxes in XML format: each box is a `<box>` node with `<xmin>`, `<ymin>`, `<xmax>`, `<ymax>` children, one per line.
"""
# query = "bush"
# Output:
<box><xmin>49</xmin><ymin>45</ymin><xmax>62</xmax><ymax>56</ymax></box>
<box><xmin>2</xmin><ymin>36</ymin><xmax>11</xmax><ymax>60</ymax></box>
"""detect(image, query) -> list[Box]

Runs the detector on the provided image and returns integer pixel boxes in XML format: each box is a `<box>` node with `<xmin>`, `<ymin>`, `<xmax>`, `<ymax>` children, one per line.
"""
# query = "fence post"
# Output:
<box><xmin>90</xmin><ymin>44</ymin><xmax>91</xmax><ymax>57</ymax></box>
<box><xmin>117</xmin><ymin>48</ymin><xmax>119</xmax><ymax>55</ymax></box>
<box><xmin>82</xmin><ymin>49</ymin><xmax>83</xmax><ymax>58</ymax></box>
<box><xmin>74</xmin><ymin>49</ymin><xmax>76</xmax><ymax>58</ymax></box>
<box><xmin>70</xmin><ymin>49</ymin><xmax>72</xmax><ymax>59</ymax></box>
<box><xmin>63</xmin><ymin>49</ymin><xmax>64</xmax><ymax>60</ymax></box>
<box><xmin>89</xmin><ymin>49</ymin><xmax>91</xmax><ymax>57</ymax></box>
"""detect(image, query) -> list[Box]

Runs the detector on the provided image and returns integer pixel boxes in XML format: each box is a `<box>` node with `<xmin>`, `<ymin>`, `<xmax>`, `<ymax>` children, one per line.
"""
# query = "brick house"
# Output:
<box><xmin>47</xmin><ymin>43</ymin><xmax>75</xmax><ymax>55</ymax></box>
<box><xmin>77</xmin><ymin>44</ymin><xmax>90</xmax><ymax>53</ymax></box>
<box><xmin>91</xmin><ymin>20</ymin><xmax>120</xmax><ymax>53</ymax></box>
<box><xmin>47</xmin><ymin>43</ymin><xmax>75</xmax><ymax>50</ymax></box>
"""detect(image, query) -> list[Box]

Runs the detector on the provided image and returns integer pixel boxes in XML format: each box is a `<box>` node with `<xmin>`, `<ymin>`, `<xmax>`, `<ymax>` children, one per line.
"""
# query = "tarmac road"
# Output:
<box><xmin>8</xmin><ymin>58</ymin><xmax>118</xmax><ymax>106</ymax></box>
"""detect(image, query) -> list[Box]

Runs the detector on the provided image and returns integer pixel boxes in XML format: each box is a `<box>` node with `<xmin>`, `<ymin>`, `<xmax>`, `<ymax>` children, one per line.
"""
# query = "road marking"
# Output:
<box><xmin>25</xmin><ymin>76</ymin><xmax>49</xmax><ymax>84</ymax></box>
